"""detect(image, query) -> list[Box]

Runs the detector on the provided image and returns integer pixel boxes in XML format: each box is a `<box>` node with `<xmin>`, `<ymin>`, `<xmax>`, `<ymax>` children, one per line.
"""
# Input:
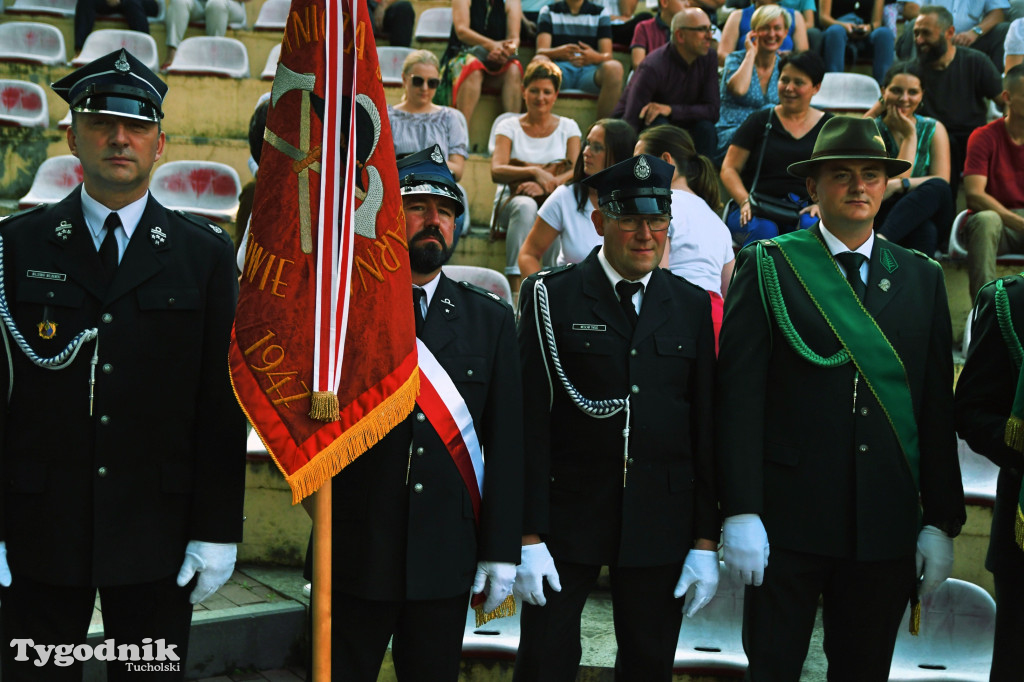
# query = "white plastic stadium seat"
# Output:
<box><xmin>0</xmin><ymin>79</ymin><xmax>49</xmax><ymax>127</ymax></box>
<box><xmin>8</xmin><ymin>0</ymin><xmax>75</xmax><ymax>17</ymax></box>
<box><xmin>811</xmin><ymin>72</ymin><xmax>881</xmax><ymax>113</ymax></box>
<box><xmin>378</xmin><ymin>46</ymin><xmax>414</xmax><ymax>87</ymax></box>
<box><xmin>487</xmin><ymin>112</ymin><xmax>519</xmax><ymax>155</ymax></box>
<box><xmin>442</xmin><ymin>265</ymin><xmax>513</xmax><ymax>305</ymax></box>
<box><xmin>674</xmin><ymin>561</ymin><xmax>747</xmax><ymax>674</ymax></box>
<box><xmin>254</xmin><ymin>0</ymin><xmax>289</xmax><ymax>30</ymax></box>
<box><xmin>958</xmin><ymin>438</ymin><xmax>998</xmax><ymax>506</ymax></box>
<box><xmin>414</xmin><ymin>7</ymin><xmax>452</xmax><ymax>41</ymax></box>
<box><xmin>461</xmin><ymin>606</ymin><xmax>520</xmax><ymax>659</ymax></box>
<box><xmin>72</xmin><ymin>30</ymin><xmax>159</xmax><ymax>71</ymax></box>
<box><xmin>889</xmin><ymin>579</ymin><xmax>995</xmax><ymax>681</ymax></box>
<box><xmin>948</xmin><ymin>209</ymin><xmax>970</xmax><ymax>260</ymax></box>
<box><xmin>150</xmin><ymin>161</ymin><xmax>242</xmax><ymax>222</ymax></box>
<box><xmin>0</xmin><ymin>22</ymin><xmax>66</xmax><ymax>65</ymax></box>
<box><xmin>164</xmin><ymin>36</ymin><xmax>250</xmax><ymax>78</ymax></box>
<box><xmin>19</xmin><ymin>155</ymin><xmax>83</xmax><ymax>208</ymax></box>
<box><xmin>261</xmin><ymin>42</ymin><xmax>282</xmax><ymax>80</ymax></box>
<box><xmin>58</xmin><ymin>108</ymin><xmax>72</xmax><ymax>129</ymax></box>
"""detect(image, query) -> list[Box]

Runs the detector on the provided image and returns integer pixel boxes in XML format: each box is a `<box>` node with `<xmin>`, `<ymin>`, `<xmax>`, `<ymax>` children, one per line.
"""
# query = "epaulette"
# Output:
<box><xmin>535</xmin><ymin>262</ymin><xmax>576</xmax><ymax>278</ymax></box>
<box><xmin>0</xmin><ymin>203</ymin><xmax>46</xmax><ymax>226</ymax></box>
<box><xmin>908</xmin><ymin>247</ymin><xmax>941</xmax><ymax>266</ymax></box>
<box><xmin>457</xmin><ymin>279</ymin><xmax>512</xmax><ymax>310</ymax></box>
<box><xmin>173</xmin><ymin>210</ymin><xmax>232</xmax><ymax>244</ymax></box>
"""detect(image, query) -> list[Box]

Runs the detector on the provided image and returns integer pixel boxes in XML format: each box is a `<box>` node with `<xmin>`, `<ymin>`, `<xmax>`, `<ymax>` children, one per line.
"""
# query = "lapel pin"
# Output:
<box><xmin>879</xmin><ymin>278</ymin><xmax>891</xmax><ymax>292</ymax></box>
<box><xmin>37</xmin><ymin>320</ymin><xmax>57</xmax><ymax>339</ymax></box>
<box><xmin>150</xmin><ymin>226</ymin><xmax>168</xmax><ymax>246</ymax></box>
<box><xmin>55</xmin><ymin>221</ymin><xmax>72</xmax><ymax>241</ymax></box>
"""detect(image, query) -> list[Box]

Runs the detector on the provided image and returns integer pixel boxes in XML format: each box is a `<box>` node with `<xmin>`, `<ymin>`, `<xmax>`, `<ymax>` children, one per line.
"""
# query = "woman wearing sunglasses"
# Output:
<box><xmin>389</xmin><ymin>50</ymin><xmax>470</xmax><ymax>182</ymax></box>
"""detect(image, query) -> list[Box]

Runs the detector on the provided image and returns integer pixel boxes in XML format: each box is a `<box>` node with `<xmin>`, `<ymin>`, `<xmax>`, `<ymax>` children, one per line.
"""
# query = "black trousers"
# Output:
<box><xmin>990</xmin><ymin>571</ymin><xmax>1024</xmax><ymax>681</ymax></box>
<box><xmin>0</xmin><ymin>572</ymin><xmax>193</xmax><ymax>681</ymax></box>
<box><xmin>742</xmin><ymin>547</ymin><xmax>917</xmax><ymax>682</ymax></box>
<box><xmin>513</xmin><ymin>560</ymin><xmax>685</xmax><ymax>682</ymax></box>
<box><xmin>329</xmin><ymin>590</ymin><xmax>470</xmax><ymax>682</ymax></box>
<box><xmin>73</xmin><ymin>0</ymin><xmax>159</xmax><ymax>50</ymax></box>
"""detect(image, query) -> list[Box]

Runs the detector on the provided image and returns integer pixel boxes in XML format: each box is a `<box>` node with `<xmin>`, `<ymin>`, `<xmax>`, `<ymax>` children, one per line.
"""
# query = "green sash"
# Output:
<box><xmin>757</xmin><ymin>230</ymin><xmax>921</xmax><ymax>488</ymax></box>
<box><xmin>993</xmin><ymin>275</ymin><xmax>1024</xmax><ymax>550</ymax></box>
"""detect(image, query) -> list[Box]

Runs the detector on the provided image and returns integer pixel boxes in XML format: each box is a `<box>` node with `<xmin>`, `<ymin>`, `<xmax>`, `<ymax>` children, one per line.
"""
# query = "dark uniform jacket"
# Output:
<box><xmin>0</xmin><ymin>187</ymin><xmax>246</xmax><ymax>587</ymax></box>
<box><xmin>717</xmin><ymin>227</ymin><xmax>965</xmax><ymax>561</ymax></box>
<box><xmin>518</xmin><ymin>248</ymin><xmax>719</xmax><ymax>568</ymax></box>
<box><xmin>955</xmin><ymin>275</ymin><xmax>1024</xmax><ymax>575</ymax></box>
<box><xmin>331</xmin><ymin>273</ymin><xmax>523</xmax><ymax>602</ymax></box>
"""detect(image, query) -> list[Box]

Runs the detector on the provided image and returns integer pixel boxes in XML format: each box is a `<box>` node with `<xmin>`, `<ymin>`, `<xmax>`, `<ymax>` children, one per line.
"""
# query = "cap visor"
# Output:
<box><xmin>75</xmin><ymin>95</ymin><xmax>161</xmax><ymax>122</ymax></box>
<box><xmin>400</xmin><ymin>183</ymin><xmax>465</xmax><ymax>216</ymax></box>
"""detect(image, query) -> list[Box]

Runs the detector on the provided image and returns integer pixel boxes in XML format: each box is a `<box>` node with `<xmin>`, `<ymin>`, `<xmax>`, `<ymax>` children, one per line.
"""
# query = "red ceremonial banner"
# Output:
<box><xmin>229</xmin><ymin>0</ymin><xmax>417</xmax><ymax>503</ymax></box>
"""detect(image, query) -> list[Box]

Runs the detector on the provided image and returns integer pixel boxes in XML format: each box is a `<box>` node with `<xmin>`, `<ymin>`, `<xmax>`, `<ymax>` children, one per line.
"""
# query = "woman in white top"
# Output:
<box><xmin>636</xmin><ymin>125</ymin><xmax>735</xmax><ymax>347</ymax></box>
<box><xmin>491</xmin><ymin>59</ymin><xmax>581</xmax><ymax>293</ymax></box>
<box><xmin>517</xmin><ymin>118</ymin><xmax>637</xmax><ymax>279</ymax></box>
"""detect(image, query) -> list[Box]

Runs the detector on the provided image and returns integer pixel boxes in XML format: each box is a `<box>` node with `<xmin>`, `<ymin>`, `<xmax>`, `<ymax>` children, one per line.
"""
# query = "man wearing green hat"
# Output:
<box><xmin>955</xmin><ymin>276</ymin><xmax>1024</xmax><ymax>679</ymax></box>
<box><xmin>716</xmin><ymin>116</ymin><xmax>966</xmax><ymax>678</ymax></box>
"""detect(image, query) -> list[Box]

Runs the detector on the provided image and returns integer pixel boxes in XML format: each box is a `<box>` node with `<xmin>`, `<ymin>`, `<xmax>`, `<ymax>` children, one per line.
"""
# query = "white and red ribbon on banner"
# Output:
<box><xmin>415</xmin><ymin>338</ymin><xmax>484</xmax><ymax>520</ymax></box>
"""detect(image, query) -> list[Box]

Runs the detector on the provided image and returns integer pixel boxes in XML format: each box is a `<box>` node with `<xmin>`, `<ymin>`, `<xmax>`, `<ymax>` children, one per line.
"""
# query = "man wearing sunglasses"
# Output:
<box><xmin>514</xmin><ymin>154</ymin><xmax>720</xmax><ymax>680</ymax></box>
<box><xmin>620</xmin><ymin>7</ymin><xmax>720</xmax><ymax>158</ymax></box>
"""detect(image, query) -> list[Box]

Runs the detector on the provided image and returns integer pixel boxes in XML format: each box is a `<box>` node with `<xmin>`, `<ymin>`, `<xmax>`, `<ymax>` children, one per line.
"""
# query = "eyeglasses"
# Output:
<box><xmin>606</xmin><ymin>214</ymin><xmax>671</xmax><ymax>232</ymax></box>
<box><xmin>411</xmin><ymin>75</ymin><xmax>441</xmax><ymax>89</ymax></box>
<box><xmin>679</xmin><ymin>25</ymin><xmax>714</xmax><ymax>34</ymax></box>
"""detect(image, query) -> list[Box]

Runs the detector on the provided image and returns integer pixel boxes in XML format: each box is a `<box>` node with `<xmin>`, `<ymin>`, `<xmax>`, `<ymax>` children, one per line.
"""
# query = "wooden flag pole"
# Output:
<box><xmin>312</xmin><ymin>479</ymin><xmax>332</xmax><ymax>681</ymax></box>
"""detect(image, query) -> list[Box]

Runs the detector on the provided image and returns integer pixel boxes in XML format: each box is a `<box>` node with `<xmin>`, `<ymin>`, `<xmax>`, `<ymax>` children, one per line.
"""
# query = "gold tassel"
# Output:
<box><xmin>474</xmin><ymin>594</ymin><xmax>516</xmax><ymax>627</ymax></box>
<box><xmin>1016</xmin><ymin>507</ymin><xmax>1024</xmax><ymax>551</ymax></box>
<box><xmin>1005</xmin><ymin>416</ymin><xmax>1024</xmax><ymax>452</ymax></box>
<box><xmin>285</xmin><ymin>369</ymin><xmax>420</xmax><ymax>504</ymax></box>
<box><xmin>309</xmin><ymin>391</ymin><xmax>341</xmax><ymax>422</ymax></box>
<box><xmin>909</xmin><ymin>601</ymin><xmax>920</xmax><ymax>636</ymax></box>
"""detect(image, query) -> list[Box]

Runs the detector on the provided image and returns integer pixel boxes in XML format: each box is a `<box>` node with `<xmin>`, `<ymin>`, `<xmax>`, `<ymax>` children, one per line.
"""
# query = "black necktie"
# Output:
<box><xmin>100</xmin><ymin>212</ymin><xmax>121</xmax><ymax>280</ymax></box>
<box><xmin>835</xmin><ymin>252</ymin><xmax>867</xmax><ymax>301</ymax></box>
<box><xmin>616</xmin><ymin>280</ymin><xmax>642</xmax><ymax>328</ymax></box>
<box><xmin>413</xmin><ymin>287</ymin><xmax>426</xmax><ymax>337</ymax></box>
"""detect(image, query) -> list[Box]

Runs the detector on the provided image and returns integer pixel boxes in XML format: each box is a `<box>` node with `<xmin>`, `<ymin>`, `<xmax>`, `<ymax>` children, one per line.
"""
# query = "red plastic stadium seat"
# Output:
<box><xmin>19</xmin><ymin>155</ymin><xmax>83</xmax><ymax>207</ymax></box>
<box><xmin>150</xmin><ymin>161</ymin><xmax>242</xmax><ymax>222</ymax></box>
<box><xmin>0</xmin><ymin>79</ymin><xmax>49</xmax><ymax>127</ymax></box>
<box><xmin>0</xmin><ymin>21</ymin><xmax>66</xmax><ymax>65</ymax></box>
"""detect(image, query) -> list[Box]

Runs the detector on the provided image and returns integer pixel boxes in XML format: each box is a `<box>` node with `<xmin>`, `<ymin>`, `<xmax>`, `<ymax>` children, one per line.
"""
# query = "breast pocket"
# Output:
<box><xmin>14</xmin><ymin>279</ymin><xmax>86</xmax><ymax>352</ymax></box>
<box><xmin>654</xmin><ymin>334</ymin><xmax>696</xmax><ymax>390</ymax></box>
<box><xmin>138</xmin><ymin>287</ymin><xmax>202</xmax><ymax>360</ymax></box>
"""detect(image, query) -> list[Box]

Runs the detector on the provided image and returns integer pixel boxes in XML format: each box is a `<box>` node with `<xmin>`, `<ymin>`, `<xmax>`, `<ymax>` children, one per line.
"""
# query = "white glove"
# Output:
<box><xmin>723</xmin><ymin>514</ymin><xmax>770</xmax><ymax>586</ymax></box>
<box><xmin>472</xmin><ymin>561</ymin><xmax>517</xmax><ymax>613</ymax></box>
<box><xmin>916</xmin><ymin>525</ymin><xmax>954</xmax><ymax>596</ymax></box>
<box><xmin>0</xmin><ymin>542</ymin><xmax>11</xmax><ymax>587</ymax></box>
<box><xmin>513</xmin><ymin>542</ymin><xmax>562</xmax><ymax>606</ymax></box>
<box><xmin>673</xmin><ymin>549</ymin><xmax>719</xmax><ymax>617</ymax></box>
<box><xmin>176</xmin><ymin>540</ymin><xmax>237</xmax><ymax>604</ymax></box>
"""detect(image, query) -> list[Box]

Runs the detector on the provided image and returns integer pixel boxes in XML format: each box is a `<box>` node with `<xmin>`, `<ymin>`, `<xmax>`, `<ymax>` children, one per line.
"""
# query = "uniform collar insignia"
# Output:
<box><xmin>150</xmin><ymin>225</ymin><xmax>168</xmax><ymax>246</ymax></box>
<box><xmin>55</xmin><ymin>221</ymin><xmax>72</xmax><ymax>240</ymax></box>
<box><xmin>880</xmin><ymin>247</ymin><xmax>898</xmax><ymax>273</ymax></box>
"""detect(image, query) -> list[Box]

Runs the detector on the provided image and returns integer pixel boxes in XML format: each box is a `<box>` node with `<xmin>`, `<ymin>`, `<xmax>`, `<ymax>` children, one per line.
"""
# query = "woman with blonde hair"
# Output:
<box><xmin>491</xmin><ymin>59</ymin><xmax>581</xmax><ymax>292</ymax></box>
<box><xmin>388</xmin><ymin>49</ymin><xmax>469</xmax><ymax>181</ymax></box>
<box><xmin>636</xmin><ymin>125</ymin><xmax>734</xmax><ymax>346</ymax></box>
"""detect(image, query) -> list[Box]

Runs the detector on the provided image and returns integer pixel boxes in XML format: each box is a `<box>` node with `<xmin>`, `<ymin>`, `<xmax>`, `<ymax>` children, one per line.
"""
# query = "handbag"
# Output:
<box><xmin>490</xmin><ymin>158</ymin><xmax>572</xmax><ymax>239</ymax></box>
<box><xmin>744</xmin><ymin>111</ymin><xmax>803</xmax><ymax>228</ymax></box>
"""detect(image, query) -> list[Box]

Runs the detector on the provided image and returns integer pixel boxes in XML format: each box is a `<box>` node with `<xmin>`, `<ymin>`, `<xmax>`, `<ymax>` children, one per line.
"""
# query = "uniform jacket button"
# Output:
<box><xmin>413</xmin><ymin>483</ymin><xmax>424</xmax><ymax>493</ymax></box>
<box><xmin>97</xmin><ymin>467</ymin><xmax>108</xmax><ymax>477</ymax></box>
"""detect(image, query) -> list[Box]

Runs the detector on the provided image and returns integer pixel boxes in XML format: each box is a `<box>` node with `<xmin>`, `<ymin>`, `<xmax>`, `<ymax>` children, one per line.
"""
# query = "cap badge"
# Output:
<box><xmin>430</xmin><ymin>146</ymin><xmax>445</xmax><ymax>164</ymax></box>
<box><xmin>55</xmin><ymin>221</ymin><xmax>72</xmax><ymax>241</ymax></box>
<box><xmin>634</xmin><ymin>156</ymin><xmax>651</xmax><ymax>180</ymax></box>
<box><xmin>114</xmin><ymin>51</ymin><xmax>130</xmax><ymax>74</ymax></box>
<box><xmin>150</xmin><ymin>226</ymin><xmax>167</xmax><ymax>246</ymax></box>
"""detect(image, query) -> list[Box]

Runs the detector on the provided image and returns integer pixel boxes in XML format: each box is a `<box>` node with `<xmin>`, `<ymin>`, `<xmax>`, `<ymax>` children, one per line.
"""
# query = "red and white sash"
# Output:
<box><xmin>415</xmin><ymin>338</ymin><xmax>484</xmax><ymax>521</ymax></box>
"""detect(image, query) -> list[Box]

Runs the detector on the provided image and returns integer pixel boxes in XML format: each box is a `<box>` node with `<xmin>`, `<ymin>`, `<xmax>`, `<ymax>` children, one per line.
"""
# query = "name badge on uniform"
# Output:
<box><xmin>27</xmin><ymin>270</ymin><xmax>66</xmax><ymax>281</ymax></box>
<box><xmin>572</xmin><ymin>323</ymin><xmax>607</xmax><ymax>332</ymax></box>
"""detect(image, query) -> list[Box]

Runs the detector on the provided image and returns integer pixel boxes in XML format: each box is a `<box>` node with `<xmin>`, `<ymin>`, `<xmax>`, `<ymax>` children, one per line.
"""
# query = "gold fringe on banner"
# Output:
<box><xmin>309</xmin><ymin>391</ymin><xmax>341</xmax><ymax>422</ymax></box>
<box><xmin>1005</xmin><ymin>415</ymin><xmax>1024</xmax><ymax>453</ymax></box>
<box><xmin>474</xmin><ymin>594</ymin><xmax>517</xmax><ymax>627</ymax></box>
<box><xmin>1016</xmin><ymin>507</ymin><xmax>1024</xmax><ymax>551</ymax></box>
<box><xmin>285</xmin><ymin>369</ymin><xmax>420</xmax><ymax>504</ymax></box>
<box><xmin>909</xmin><ymin>601</ymin><xmax>921</xmax><ymax>636</ymax></box>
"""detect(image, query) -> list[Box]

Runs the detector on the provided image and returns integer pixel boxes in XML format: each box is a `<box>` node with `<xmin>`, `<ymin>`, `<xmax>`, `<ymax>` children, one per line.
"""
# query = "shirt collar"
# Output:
<box><xmin>597</xmin><ymin>247</ymin><xmax>654</xmax><ymax>291</ymax></box>
<box><xmin>819</xmin><ymin>223</ymin><xmax>874</xmax><ymax>259</ymax></box>
<box><xmin>414</xmin><ymin>271</ymin><xmax>443</xmax><ymax>311</ymax></box>
<box><xmin>80</xmin><ymin>186</ymin><xmax>149</xmax><ymax>243</ymax></box>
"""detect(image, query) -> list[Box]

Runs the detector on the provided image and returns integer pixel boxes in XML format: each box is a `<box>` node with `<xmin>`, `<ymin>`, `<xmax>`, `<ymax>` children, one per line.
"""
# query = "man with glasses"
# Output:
<box><xmin>620</xmin><ymin>7</ymin><xmax>720</xmax><ymax>158</ymax></box>
<box><xmin>514</xmin><ymin>154</ymin><xmax>720</xmax><ymax>681</ymax></box>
